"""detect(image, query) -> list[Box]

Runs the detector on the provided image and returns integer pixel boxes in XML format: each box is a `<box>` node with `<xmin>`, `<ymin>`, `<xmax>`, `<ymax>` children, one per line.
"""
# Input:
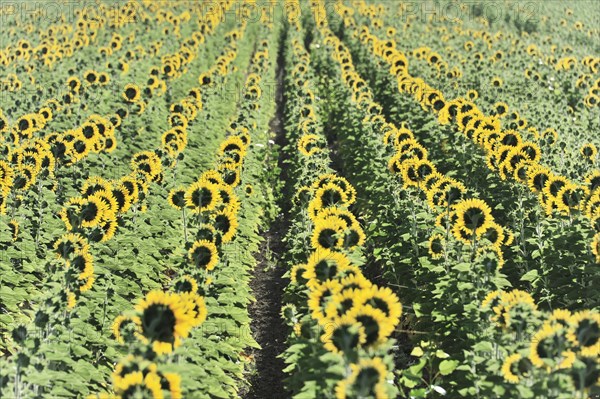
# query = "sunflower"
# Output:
<box><xmin>580</xmin><ymin>143</ymin><xmax>598</xmax><ymax>162</ymax></box>
<box><xmin>112</xmin><ymin>315</ymin><xmax>142</xmax><ymax>344</ymax></box>
<box><xmin>359</xmin><ymin>286</ymin><xmax>402</xmax><ymax>328</ymax></box>
<box><xmin>543</xmin><ymin>175</ymin><xmax>570</xmax><ymax>201</ymax></box>
<box><xmin>453</xmin><ymin>198</ymin><xmax>493</xmax><ymax>236</ymax></box>
<box><xmin>311</xmin><ymin>216</ymin><xmax>346</xmax><ymax>250</ymax></box>
<box><xmin>307</xmin><ymin>279</ymin><xmax>343</xmax><ymax>324</ymax></box>
<box><xmin>334</xmin><ymin>357</ymin><xmax>389</xmax><ymax>399</ymax></box>
<box><xmin>185</xmin><ymin>180</ymin><xmax>221</xmax><ymax>213</ymax></box>
<box><xmin>217</xmin><ymin>163</ymin><xmax>241</xmax><ymax>187</ymax></box>
<box><xmin>134</xmin><ymin>291</ymin><xmax>195</xmax><ymax>355</ymax></box>
<box><xmin>321</xmin><ymin>314</ymin><xmax>367</xmax><ymax>354</ymax></box>
<box><xmin>53</xmin><ymin>233</ymin><xmax>89</xmax><ymax>260</ymax></box>
<box><xmin>211</xmin><ymin>208</ymin><xmax>238</xmax><ymax>243</ymax></box>
<box><xmin>428</xmin><ymin>233</ymin><xmax>445</xmax><ymax>259</ymax></box>
<box><xmin>122</xmin><ymin>83</ymin><xmax>141</xmax><ymax>103</ymax></box>
<box><xmin>66</xmin><ymin>249</ymin><xmax>94</xmax><ymax>280</ymax></box>
<box><xmin>529</xmin><ymin>324</ymin><xmax>573</xmax><ymax>371</ymax></box>
<box><xmin>160</xmin><ymin>372</ymin><xmax>182</xmax><ymax>399</ymax></box>
<box><xmin>567</xmin><ymin>310</ymin><xmax>600</xmax><ymax>357</ymax></box>
<box><xmin>501</xmin><ymin>353</ymin><xmax>532</xmax><ymax>384</ymax></box>
<box><xmin>188</xmin><ymin>239</ymin><xmax>219</xmax><ymax>271</ymax></box>
<box><xmin>311</xmin><ymin>174</ymin><xmax>356</xmax><ymax>205</ymax></box>
<box><xmin>302</xmin><ymin>248</ymin><xmax>356</xmax><ymax>288</ymax></box>
<box><xmin>584</xmin><ymin>170</ymin><xmax>600</xmax><ymax>192</ymax></box>
<box><xmin>179</xmin><ymin>292</ymin><xmax>207</xmax><ymax>327</ymax></box>
<box><xmin>168</xmin><ymin>187</ymin><xmax>187</xmax><ymax>210</ymax></box>
<box><xmin>526</xmin><ymin>164</ymin><xmax>551</xmax><ymax>193</ymax></box>
<box><xmin>592</xmin><ymin>233</ymin><xmax>600</xmax><ymax>263</ymax></box>
<box><xmin>481</xmin><ymin>222</ymin><xmax>505</xmax><ymax>248</ymax></box>
<box><xmin>297</xmin><ymin>134</ymin><xmax>321</xmax><ymax>156</ymax></box>
<box><xmin>309</xmin><ymin>184</ymin><xmax>349</xmax><ymax>217</ymax></box>
<box><xmin>290</xmin><ymin>264</ymin><xmax>309</xmax><ymax>286</ymax></box>
<box><xmin>346</xmin><ymin>304</ymin><xmax>394</xmax><ymax>346</ymax></box>
<box><xmin>8</xmin><ymin>219</ymin><xmax>19</xmax><ymax>241</ymax></box>
<box><xmin>114</xmin><ymin>371</ymin><xmax>163</xmax><ymax>399</ymax></box>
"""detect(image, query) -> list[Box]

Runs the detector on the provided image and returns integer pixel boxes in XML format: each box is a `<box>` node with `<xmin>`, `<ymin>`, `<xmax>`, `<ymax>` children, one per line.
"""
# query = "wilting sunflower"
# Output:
<box><xmin>334</xmin><ymin>357</ymin><xmax>389</xmax><ymax>399</ymax></box>
<box><xmin>134</xmin><ymin>291</ymin><xmax>195</xmax><ymax>355</ymax></box>
<box><xmin>122</xmin><ymin>83</ymin><xmax>141</xmax><ymax>103</ymax></box>
<box><xmin>501</xmin><ymin>353</ymin><xmax>532</xmax><ymax>384</ymax></box>
<box><xmin>453</xmin><ymin>198</ymin><xmax>493</xmax><ymax>237</ymax></box>
<box><xmin>185</xmin><ymin>180</ymin><xmax>221</xmax><ymax>213</ymax></box>
<box><xmin>188</xmin><ymin>239</ymin><xmax>219</xmax><ymax>271</ymax></box>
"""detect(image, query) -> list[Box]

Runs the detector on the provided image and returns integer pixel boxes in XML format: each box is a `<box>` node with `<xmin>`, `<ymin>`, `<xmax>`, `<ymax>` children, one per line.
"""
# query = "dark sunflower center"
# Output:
<box><xmin>191</xmin><ymin>187</ymin><xmax>213</xmax><ymax>208</ymax></box>
<box><xmin>141</xmin><ymin>304</ymin><xmax>176</xmax><ymax>342</ymax></box>
<box><xmin>125</xmin><ymin>87</ymin><xmax>137</xmax><ymax>100</ymax></box>
<box><xmin>463</xmin><ymin>207</ymin><xmax>486</xmax><ymax>230</ymax></box>
<box><xmin>191</xmin><ymin>245</ymin><xmax>212</xmax><ymax>267</ymax></box>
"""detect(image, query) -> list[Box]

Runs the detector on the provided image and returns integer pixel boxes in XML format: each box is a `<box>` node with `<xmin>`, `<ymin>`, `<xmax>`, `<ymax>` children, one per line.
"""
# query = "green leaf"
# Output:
<box><xmin>439</xmin><ymin>359</ymin><xmax>459</xmax><ymax>376</ymax></box>
<box><xmin>410</xmin><ymin>346</ymin><xmax>424</xmax><ymax>357</ymax></box>
<box><xmin>521</xmin><ymin>269</ymin><xmax>539</xmax><ymax>282</ymax></box>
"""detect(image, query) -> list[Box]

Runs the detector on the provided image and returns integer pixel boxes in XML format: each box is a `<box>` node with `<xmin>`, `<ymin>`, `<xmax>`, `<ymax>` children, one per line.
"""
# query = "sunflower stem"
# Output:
<box><xmin>182</xmin><ymin>208</ymin><xmax>188</xmax><ymax>244</ymax></box>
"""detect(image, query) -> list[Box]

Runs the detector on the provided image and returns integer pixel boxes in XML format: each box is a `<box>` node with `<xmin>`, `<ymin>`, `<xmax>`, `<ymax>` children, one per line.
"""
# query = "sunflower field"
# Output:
<box><xmin>0</xmin><ymin>0</ymin><xmax>599</xmax><ymax>398</ymax></box>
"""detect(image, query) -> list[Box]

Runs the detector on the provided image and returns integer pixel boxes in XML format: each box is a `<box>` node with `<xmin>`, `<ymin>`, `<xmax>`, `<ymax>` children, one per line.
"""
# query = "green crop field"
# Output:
<box><xmin>0</xmin><ymin>0</ymin><xmax>598</xmax><ymax>398</ymax></box>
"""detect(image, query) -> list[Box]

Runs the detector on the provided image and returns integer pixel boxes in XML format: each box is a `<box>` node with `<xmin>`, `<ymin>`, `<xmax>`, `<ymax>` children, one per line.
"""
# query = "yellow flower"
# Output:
<box><xmin>335</xmin><ymin>357</ymin><xmax>389</xmax><ymax>399</ymax></box>
<box><xmin>188</xmin><ymin>239</ymin><xmax>219</xmax><ymax>271</ymax></box>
